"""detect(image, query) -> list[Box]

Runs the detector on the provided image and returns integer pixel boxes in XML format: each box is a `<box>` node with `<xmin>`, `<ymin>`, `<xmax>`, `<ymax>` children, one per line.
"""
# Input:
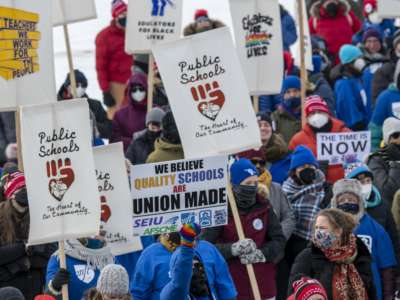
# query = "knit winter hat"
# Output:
<box><xmin>0</xmin><ymin>287</ymin><xmax>25</xmax><ymax>300</ymax></box>
<box><xmin>112</xmin><ymin>0</ymin><xmax>127</xmax><ymax>18</ymax></box>
<box><xmin>362</xmin><ymin>28</ymin><xmax>382</xmax><ymax>43</ymax></box>
<box><xmin>34</xmin><ymin>296</ymin><xmax>55</xmax><ymax>300</ymax></box>
<box><xmin>332</xmin><ymin>179</ymin><xmax>363</xmax><ymax>203</ymax></box>
<box><xmin>97</xmin><ymin>264</ymin><xmax>129</xmax><ymax>297</ymax></box>
<box><xmin>282</xmin><ymin>75</ymin><xmax>301</xmax><ymax>93</ymax></box>
<box><xmin>288</xmin><ymin>277</ymin><xmax>328</xmax><ymax>300</ymax></box>
<box><xmin>383</xmin><ymin>117</ymin><xmax>400</xmax><ymax>145</ymax></box>
<box><xmin>346</xmin><ymin>164</ymin><xmax>374</xmax><ymax>180</ymax></box>
<box><xmin>180</xmin><ymin>223</ymin><xmax>201</xmax><ymax>248</ymax></box>
<box><xmin>304</xmin><ymin>95</ymin><xmax>330</xmax><ymax>117</ymax></box>
<box><xmin>146</xmin><ymin>107</ymin><xmax>165</xmax><ymax>126</ymax></box>
<box><xmin>289</xmin><ymin>146</ymin><xmax>318</xmax><ymax>171</ymax></box>
<box><xmin>194</xmin><ymin>9</ymin><xmax>209</xmax><ymax>21</ymax></box>
<box><xmin>4</xmin><ymin>171</ymin><xmax>26</xmax><ymax>200</ymax></box>
<box><xmin>64</xmin><ymin>69</ymin><xmax>88</xmax><ymax>88</ymax></box>
<box><xmin>230</xmin><ymin>158</ymin><xmax>259</xmax><ymax>185</ymax></box>
<box><xmin>256</xmin><ymin>111</ymin><xmax>272</xmax><ymax>127</ymax></box>
<box><xmin>363</xmin><ymin>0</ymin><xmax>377</xmax><ymax>15</ymax></box>
<box><xmin>339</xmin><ymin>44</ymin><xmax>363</xmax><ymax>65</ymax></box>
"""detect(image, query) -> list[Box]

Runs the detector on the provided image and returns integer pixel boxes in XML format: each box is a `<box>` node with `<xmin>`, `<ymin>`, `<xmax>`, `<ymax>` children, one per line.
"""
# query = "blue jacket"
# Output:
<box><xmin>352</xmin><ymin>20</ymin><xmax>396</xmax><ymax>45</ymax></box>
<box><xmin>369</xmin><ymin>84</ymin><xmax>400</xmax><ymax>150</ymax></box>
<box><xmin>281</xmin><ymin>7</ymin><xmax>297</xmax><ymax>51</ymax></box>
<box><xmin>160</xmin><ymin>245</ymin><xmax>237</xmax><ymax>300</ymax></box>
<box><xmin>132</xmin><ymin>241</ymin><xmax>237</xmax><ymax>300</ymax></box>
<box><xmin>269</xmin><ymin>153</ymin><xmax>292</xmax><ymax>185</ymax></box>
<box><xmin>355</xmin><ymin>214</ymin><xmax>397</xmax><ymax>300</ymax></box>
<box><xmin>259</xmin><ymin>94</ymin><xmax>281</xmax><ymax>113</ymax></box>
<box><xmin>362</xmin><ymin>65</ymin><xmax>378</xmax><ymax>119</ymax></box>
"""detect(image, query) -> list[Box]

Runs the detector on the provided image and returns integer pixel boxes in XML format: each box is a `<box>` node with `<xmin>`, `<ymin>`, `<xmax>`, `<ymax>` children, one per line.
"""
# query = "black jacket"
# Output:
<box><xmin>125</xmin><ymin>129</ymin><xmax>159</xmax><ymax>165</ymax></box>
<box><xmin>289</xmin><ymin>238</ymin><xmax>377</xmax><ymax>299</ymax></box>
<box><xmin>372</xmin><ymin>59</ymin><xmax>396</xmax><ymax>105</ymax></box>
<box><xmin>0</xmin><ymin>112</ymin><xmax>16</xmax><ymax>165</ymax></box>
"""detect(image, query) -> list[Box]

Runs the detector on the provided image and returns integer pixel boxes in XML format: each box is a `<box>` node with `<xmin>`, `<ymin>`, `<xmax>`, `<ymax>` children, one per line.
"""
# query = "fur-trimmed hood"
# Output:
<box><xmin>310</xmin><ymin>0</ymin><xmax>351</xmax><ymax>18</ymax></box>
<box><xmin>183</xmin><ymin>19</ymin><xmax>225</xmax><ymax>36</ymax></box>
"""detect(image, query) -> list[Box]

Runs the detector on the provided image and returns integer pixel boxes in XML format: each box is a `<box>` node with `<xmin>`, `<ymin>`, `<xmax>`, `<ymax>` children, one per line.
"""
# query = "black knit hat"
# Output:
<box><xmin>256</xmin><ymin>111</ymin><xmax>272</xmax><ymax>127</ymax></box>
<box><xmin>64</xmin><ymin>69</ymin><xmax>88</xmax><ymax>88</ymax></box>
<box><xmin>0</xmin><ymin>287</ymin><xmax>25</xmax><ymax>300</ymax></box>
<box><xmin>162</xmin><ymin>111</ymin><xmax>181</xmax><ymax>144</ymax></box>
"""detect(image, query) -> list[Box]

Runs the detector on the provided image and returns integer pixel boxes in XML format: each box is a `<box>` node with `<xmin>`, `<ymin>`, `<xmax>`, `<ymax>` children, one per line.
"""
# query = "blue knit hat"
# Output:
<box><xmin>339</xmin><ymin>45</ymin><xmax>363</xmax><ymax>65</ymax></box>
<box><xmin>282</xmin><ymin>75</ymin><xmax>301</xmax><ymax>93</ymax></box>
<box><xmin>289</xmin><ymin>146</ymin><xmax>318</xmax><ymax>171</ymax></box>
<box><xmin>346</xmin><ymin>165</ymin><xmax>374</xmax><ymax>180</ymax></box>
<box><xmin>230</xmin><ymin>158</ymin><xmax>259</xmax><ymax>185</ymax></box>
<box><xmin>64</xmin><ymin>69</ymin><xmax>88</xmax><ymax>88</ymax></box>
<box><xmin>312</xmin><ymin>55</ymin><xmax>322</xmax><ymax>74</ymax></box>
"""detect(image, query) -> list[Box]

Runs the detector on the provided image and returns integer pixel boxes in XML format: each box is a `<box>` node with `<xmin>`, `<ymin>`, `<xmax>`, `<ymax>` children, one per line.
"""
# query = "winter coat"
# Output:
<box><xmin>309</xmin><ymin>0</ymin><xmax>361</xmax><ymax>63</ymax></box>
<box><xmin>125</xmin><ymin>129</ymin><xmax>160</xmax><ymax>165</ymax></box>
<box><xmin>0</xmin><ymin>112</ymin><xmax>15</xmax><ymax>165</ymax></box>
<box><xmin>259</xmin><ymin>94</ymin><xmax>281</xmax><ymax>113</ymax></box>
<box><xmin>271</xmin><ymin>107</ymin><xmax>302</xmax><ymax>144</ymax></box>
<box><xmin>369</xmin><ymin>85</ymin><xmax>400</xmax><ymax>150</ymax></box>
<box><xmin>95</xmin><ymin>21</ymin><xmax>133</xmax><ymax>92</ymax></box>
<box><xmin>372</xmin><ymin>59</ymin><xmax>397</xmax><ymax>105</ymax></box>
<box><xmin>280</xmin><ymin>5</ymin><xmax>298</xmax><ymax>51</ymax></box>
<box><xmin>391</xmin><ymin>190</ymin><xmax>400</xmax><ymax>232</ymax></box>
<box><xmin>289</xmin><ymin>237</ymin><xmax>377</xmax><ymax>299</ymax></box>
<box><xmin>146</xmin><ymin>138</ymin><xmax>184</xmax><ymax>163</ymax></box>
<box><xmin>308</xmin><ymin>72</ymin><xmax>336</xmax><ymax>116</ymax></box>
<box><xmin>110</xmin><ymin>73</ymin><xmax>148</xmax><ymax>151</ymax></box>
<box><xmin>288</xmin><ymin>118</ymin><xmax>351</xmax><ymax>183</ymax></box>
<box><xmin>132</xmin><ymin>241</ymin><xmax>238</xmax><ymax>300</ymax></box>
<box><xmin>200</xmin><ymin>198</ymin><xmax>286</xmax><ymax>299</ymax></box>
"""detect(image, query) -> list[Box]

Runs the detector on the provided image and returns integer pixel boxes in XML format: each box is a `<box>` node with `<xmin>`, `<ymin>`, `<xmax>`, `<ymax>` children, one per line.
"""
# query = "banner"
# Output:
<box><xmin>378</xmin><ymin>0</ymin><xmax>400</xmax><ymax>17</ymax></box>
<box><xmin>230</xmin><ymin>0</ymin><xmax>283</xmax><ymax>95</ymax></box>
<box><xmin>317</xmin><ymin>131</ymin><xmax>371</xmax><ymax>165</ymax></box>
<box><xmin>52</xmin><ymin>0</ymin><xmax>97</xmax><ymax>26</ymax></box>
<box><xmin>0</xmin><ymin>0</ymin><xmax>56</xmax><ymax>111</ymax></box>
<box><xmin>126</xmin><ymin>0</ymin><xmax>183</xmax><ymax>53</ymax></box>
<box><xmin>21</xmin><ymin>100</ymin><xmax>100</xmax><ymax>245</ymax></box>
<box><xmin>153</xmin><ymin>27</ymin><xmax>262</xmax><ymax>158</ymax></box>
<box><xmin>131</xmin><ymin>155</ymin><xmax>229</xmax><ymax>236</ymax></box>
<box><xmin>93</xmin><ymin>143</ymin><xmax>142</xmax><ymax>255</ymax></box>
<box><xmin>293</xmin><ymin>0</ymin><xmax>313</xmax><ymax>71</ymax></box>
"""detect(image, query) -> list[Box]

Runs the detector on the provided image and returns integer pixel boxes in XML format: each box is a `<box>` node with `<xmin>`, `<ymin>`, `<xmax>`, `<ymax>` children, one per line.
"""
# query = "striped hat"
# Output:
<box><xmin>305</xmin><ymin>95</ymin><xmax>330</xmax><ymax>117</ymax></box>
<box><xmin>4</xmin><ymin>171</ymin><xmax>25</xmax><ymax>200</ymax></box>
<box><xmin>112</xmin><ymin>0</ymin><xmax>127</xmax><ymax>18</ymax></box>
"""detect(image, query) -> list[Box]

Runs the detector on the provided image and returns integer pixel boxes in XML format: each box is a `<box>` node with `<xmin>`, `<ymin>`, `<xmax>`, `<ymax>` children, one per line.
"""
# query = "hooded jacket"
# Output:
<box><xmin>125</xmin><ymin>129</ymin><xmax>160</xmax><ymax>165</ymax></box>
<box><xmin>146</xmin><ymin>138</ymin><xmax>184</xmax><ymax>163</ymax></box>
<box><xmin>280</xmin><ymin>5</ymin><xmax>298</xmax><ymax>51</ymax></box>
<box><xmin>110</xmin><ymin>73</ymin><xmax>148</xmax><ymax>151</ymax></box>
<box><xmin>263</xmin><ymin>134</ymin><xmax>292</xmax><ymax>184</ymax></box>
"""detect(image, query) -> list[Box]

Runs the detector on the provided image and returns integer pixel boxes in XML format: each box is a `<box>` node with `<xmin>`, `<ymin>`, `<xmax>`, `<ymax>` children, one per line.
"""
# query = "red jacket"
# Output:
<box><xmin>95</xmin><ymin>21</ymin><xmax>133</xmax><ymax>92</ymax></box>
<box><xmin>309</xmin><ymin>0</ymin><xmax>361</xmax><ymax>64</ymax></box>
<box><xmin>288</xmin><ymin>118</ymin><xmax>351</xmax><ymax>184</ymax></box>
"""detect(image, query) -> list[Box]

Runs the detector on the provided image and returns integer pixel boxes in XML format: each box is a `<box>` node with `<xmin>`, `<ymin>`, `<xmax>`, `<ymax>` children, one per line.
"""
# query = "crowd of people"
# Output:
<box><xmin>3</xmin><ymin>0</ymin><xmax>400</xmax><ymax>299</ymax></box>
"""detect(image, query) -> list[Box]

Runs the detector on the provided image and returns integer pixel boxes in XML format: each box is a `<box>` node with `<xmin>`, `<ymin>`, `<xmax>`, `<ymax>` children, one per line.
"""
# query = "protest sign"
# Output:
<box><xmin>293</xmin><ymin>0</ymin><xmax>313</xmax><ymax>71</ymax></box>
<box><xmin>21</xmin><ymin>99</ymin><xmax>100</xmax><ymax>245</ymax></box>
<box><xmin>126</xmin><ymin>0</ymin><xmax>183</xmax><ymax>53</ymax></box>
<box><xmin>230</xmin><ymin>0</ymin><xmax>283</xmax><ymax>95</ymax></box>
<box><xmin>317</xmin><ymin>131</ymin><xmax>371</xmax><ymax>165</ymax></box>
<box><xmin>52</xmin><ymin>0</ymin><xmax>97</xmax><ymax>26</ymax></box>
<box><xmin>153</xmin><ymin>27</ymin><xmax>262</xmax><ymax>158</ymax></box>
<box><xmin>93</xmin><ymin>143</ymin><xmax>142</xmax><ymax>255</ymax></box>
<box><xmin>0</xmin><ymin>0</ymin><xmax>56</xmax><ymax>111</ymax></box>
<box><xmin>131</xmin><ymin>155</ymin><xmax>229</xmax><ymax>236</ymax></box>
<box><xmin>377</xmin><ymin>0</ymin><xmax>400</xmax><ymax>18</ymax></box>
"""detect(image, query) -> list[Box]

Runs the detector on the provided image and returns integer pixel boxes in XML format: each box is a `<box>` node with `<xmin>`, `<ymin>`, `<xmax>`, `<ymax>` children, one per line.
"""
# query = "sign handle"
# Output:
<box><xmin>298</xmin><ymin>0</ymin><xmax>308</xmax><ymax>127</ymax></box>
<box><xmin>58</xmin><ymin>240</ymin><xmax>69</xmax><ymax>300</ymax></box>
<box><xmin>15</xmin><ymin>107</ymin><xmax>24</xmax><ymax>172</ymax></box>
<box><xmin>147</xmin><ymin>54</ymin><xmax>155</xmax><ymax>112</ymax></box>
<box><xmin>253</xmin><ymin>96</ymin><xmax>259</xmax><ymax>113</ymax></box>
<box><xmin>62</xmin><ymin>24</ymin><xmax>78</xmax><ymax>98</ymax></box>
<box><xmin>226</xmin><ymin>182</ymin><xmax>262</xmax><ymax>300</ymax></box>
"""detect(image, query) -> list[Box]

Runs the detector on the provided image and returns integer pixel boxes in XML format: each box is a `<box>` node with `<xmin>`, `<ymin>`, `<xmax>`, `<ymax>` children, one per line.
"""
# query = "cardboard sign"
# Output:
<box><xmin>317</xmin><ymin>131</ymin><xmax>371</xmax><ymax>165</ymax></box>
<box><xmin>131</xmin><ymin>156</ymin><xmax>229</xmax><ymax>236</ymax></box>
<box><xmin>378</xmin><ymin>0</ymin><xmax>400</xmax><ymax>17</ymax></box>
<box><xmin>21</xmin><ymin>100</ymin><xmax>100</xmax><ymax>245</ymax></box>
<box><xmin>153</xmin><ymin>27</ymin><xmax>262</xmax><ymax>158</ymax></box>
<box><xmin>93</xmin><ymin>143</ymin><xmax>142</xmax><ymax>255</ymax></box>
<box><xmin>230</xmin><ymin>0</ymin><xmax>284</xmax><ymax>95</ymax></box>
<box><xmin>52</xmin><ymin>0</ymin><xmax>97</xmax><ymax>26</ymax></box>
<box><xmin>0</xmin><ymin>0</ymin><xmax>56</xmax><ymax>111</ymax></box>
<box><xmin>126</xmin><ymin>0</ymin><xmax>183</xmax><ymax>53</ymax></box>
<box><xmin>293</xmin><ymin>0</ymin><xmax>313</xmax><ymax>71</ymax></box>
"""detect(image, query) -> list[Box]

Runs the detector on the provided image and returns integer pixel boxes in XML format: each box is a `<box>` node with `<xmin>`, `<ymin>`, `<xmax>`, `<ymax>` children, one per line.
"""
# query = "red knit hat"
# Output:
<box><xmin>4</xmin><ymin>171</ymin><xmax>26</xmax><ymax>199</ymax></box>
<box><xmin>194</xmin><ymin>9</ymin><xmax>209</xmax><ymax>21</ymax></box>
<box><xmin>35</xmin><ymin>295</ymin><xmax>56</xmax><ymax>300</ymax></box>
<box><xmin>363</xmin><ymin>0</ymin><xmax>377</xmax><ymax>16</ymax></box>
<box><xmin>112</xmin><ymin>0</ymin><xmax>127</xmax><ymax>18</ymax></box>
<box><xmin>305</xmin><ymin>95</ymin><xmax>330</xmax><ymax>117</ymax></box>
<box><xmin>290</xmin><ymin>277</ymin><xmax>328</xmax><ymax>300</ymax></box>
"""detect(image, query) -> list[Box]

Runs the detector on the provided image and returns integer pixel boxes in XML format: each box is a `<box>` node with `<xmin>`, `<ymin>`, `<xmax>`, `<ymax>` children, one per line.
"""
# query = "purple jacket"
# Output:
<box><xmin>111</xmin><ymin>73</ymin><xmax>148</xmax><ymax>151</ymax></box>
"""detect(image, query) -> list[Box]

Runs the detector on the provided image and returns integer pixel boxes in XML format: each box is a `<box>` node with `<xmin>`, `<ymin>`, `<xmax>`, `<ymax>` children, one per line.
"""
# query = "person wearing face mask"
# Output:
<box><xmin>95</xmin><ymin>0</ymin><xmax>133</xmax><ymax>119</ymax></box>
<box><xmin>289</xmin><ymin>208</ymin><xmax>376</xmax><ymax>299</ymax></box>
<box><xmin>309</xmin><ymin>0</ymin><xmax>361</xmax><ymax>64</ymax></box>
<box><xmin>331</xmin><ymin>179</ymin><xmax>396</xmax><ymax>300</ymax></box>
<box><xmin>201</xmin><ymin>158</ymin><xmax>286</xmax><ymax>300</ymax></box>
<box><xmin>57</xmin><ymin>70</ymin><xmax>112</xmax><ymax>140</ymax></box>
<box><xmin>368</xmin><ymin>117</ymin><xmax>400</xmax><ymax>203</ymax></box>
<box><xmin>183</xmin><ymin>9</ymin><xmax>225</xmax><ymax>36</ymax></box>
<box><xmin>110</xmin><ymin>73</ymin><xmax>148</xmax><ymax>151</ymax></box>
<box><xmin>289</xmin><ymin>96</ymin><xmax>350</xmax><ymax>184</ymax></box>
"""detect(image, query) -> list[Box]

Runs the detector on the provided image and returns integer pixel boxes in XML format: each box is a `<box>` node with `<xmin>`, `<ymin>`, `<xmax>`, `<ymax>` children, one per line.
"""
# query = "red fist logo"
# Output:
<box><xmin>47</xmin><ymin>158</ymin><xmax>75</xmax><ymax>201</ymax></box>
<box><xmin>100</xmin><ymin>196</ymin><xmax>111</xmax><ymax>223</ymax></box>
<box><xmin>191</xmin><ymin>81</ymin><xmax>225</xmax><ymax>121</ymax></box>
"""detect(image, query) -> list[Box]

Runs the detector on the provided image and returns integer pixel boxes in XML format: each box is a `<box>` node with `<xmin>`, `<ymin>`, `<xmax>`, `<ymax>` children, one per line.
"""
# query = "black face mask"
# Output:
<box><xmin>167</xmin><ymin>232</ymin><xmax>181</xmax><ymax>245</ymax></box>
<box><xmin>298</xmin><ymin>168</ymin><xmax>316</xmax><ymax>185</ymax></box>
<box><xmin>232</xmin><ymin>185</ymin><xmax>257</xmax><ymax>209</ymax></box>
<box><xmin>162</xmin><ymin>127</ymin><xmax>181</xmax><ymax>144</ymax></box>
<box><xmin>285</xmin><ymin>97</ymin><xmax>301</xmax><ymax>109</ymax></box>
<box><xmin>325</xmin><ymin>2</ymin><xmax>339</xmax><ymax>17</ymax></box>
<box><xmin>386</xmin><ymin>143</ymin><xmax>400</xmax><ymax>161</ymax></box>
<box><xmin>337</xmin><ymin>203</ymin><xmax>360</xmax><ymax>214</ymax></box>
<box><xmin>190</xmin><ymin>260</ymin><xmax>210</xmax><ymax>297</ymax></box>
<box><xmin>117</xmin><ymin>17</ymin><xmax>127</xmax><ymax>27</ymax></box>
<box><xmin>147</xmin><ymin>130</ymin><xmax>160</xmax><ymax>140</ymax></box>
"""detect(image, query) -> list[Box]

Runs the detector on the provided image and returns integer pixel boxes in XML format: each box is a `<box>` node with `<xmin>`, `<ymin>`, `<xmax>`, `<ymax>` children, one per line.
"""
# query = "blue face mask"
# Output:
<box><xmin>86</xmin><ymin>238</ymin><xmax>103</xmax><ymax>249</ymax></box>
<box><xmin>314</xmin><ymin>229</ymin><xmax>337</xmax><ymax>249</ymax></box>
<box><xmin>117</xmin><ymin>17</ymin><xmax>127</xmax><ymax>27</ymax></box>
<box><xmin>337</xmin><ymin>203</ymin><xmax>360</xmax><ymax>215</ymax></box>
<box><xmin>285</xmin><ymin>97</ymin><xmax>301</xmax><ymax>109</ymax></box>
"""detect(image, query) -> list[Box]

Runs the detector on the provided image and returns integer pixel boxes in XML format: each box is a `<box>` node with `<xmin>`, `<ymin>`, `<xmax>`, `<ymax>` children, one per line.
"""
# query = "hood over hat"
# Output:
<box><xmin>331</xmin><ymin>179</ymin><xmax>365</xmax><ymax>220</ymax></box>
<box><xmin>383</xmin><ymin>117</ymin><xmax>400</xmax><ymax>145</ymax></box>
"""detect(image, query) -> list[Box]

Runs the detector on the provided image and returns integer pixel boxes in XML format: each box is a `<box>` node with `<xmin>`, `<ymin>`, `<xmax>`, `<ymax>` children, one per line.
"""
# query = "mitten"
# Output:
<box><xmin>180</xmin><ymin>223</ymin><xmax>201</xmax><ymax>248</ymax></box>
<box><xmin>240</xmin><ymin>249</ymin><xmax>266</xmax><ymax>264</ymax></box>
<box><xmin>103</xmin><ymin>91</ymin><xmax>116</xmax><ymax>107</ymax></box>
<box><xmin>231</xmin><ymin>238</ymin><xmax>257</xmax><ymax>257</ymax></box>
<box><xmin>50</xmin><ymin>268</ymin><xmax>70</xmax><ymax>291</ymax></box>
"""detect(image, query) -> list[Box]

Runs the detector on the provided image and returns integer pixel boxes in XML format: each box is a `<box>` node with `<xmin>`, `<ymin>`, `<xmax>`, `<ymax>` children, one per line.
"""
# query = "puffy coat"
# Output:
<box><xmin>309</xmin><ymin>0</ymin><xmax>361</xmax><ymax>63</ymax></box>
<box><xmin>146</xmin><ymin>138</ymin><xmax>184</xmax><ymax>163</ymax></box>
<box><xmin>289</xmin><ymin>118</ymin><xmax>351</xmax><ymax>183</ymax></box>
<box><xmin>391</xmin><ymin>190</ymin><xmax>400</xmax><ymax>232</ymax></box>
<box><xmin>271</xmin><ymin>106</ymin><xmax>302</xmax><ymax>144</ymax></box>
<box><xmin>372</xmin><ymin>59</ymin><xmax>397</xmax><ymax>104</ymax></box>
<box><xmin>280</xmin><ymin>5</ymin><xmax>298</xmax><ymax>51</ymax></box>
<box><xmin>0</xmin><ymin>112</ymin><xmax>15</xmax><ymax>165</ymax></box>
<box><xmin>95</xmin><ymin>21</ymin><xmax>133</xmax><ymax>92</ymax></box>
<box><xmin>125</xmin><ymin>129</ymin><xmax>160</xmax><ymax>165</ymax></box>
<box><xmin>289</xmin><ymin>237</ymin><xmax>377</xmax><ymax>299</ymax></box>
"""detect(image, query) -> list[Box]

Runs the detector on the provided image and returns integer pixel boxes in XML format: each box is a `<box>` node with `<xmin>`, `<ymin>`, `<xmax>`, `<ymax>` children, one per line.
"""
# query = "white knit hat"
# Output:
<box><xmin>383</xmin><ymin>117</ymin><xmax>400</xmax><ymax>145</ymax></box>
<box><xmin>96</xmin><ymin>264</ymin><xmax>129</xmax><ymax>297</ymax></box>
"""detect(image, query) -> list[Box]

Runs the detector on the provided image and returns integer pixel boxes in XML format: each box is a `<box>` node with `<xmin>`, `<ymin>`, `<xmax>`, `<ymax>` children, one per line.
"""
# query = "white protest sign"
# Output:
<box><xmin>126</xmin><ymin>0</ymin><xmax>183</xmax><ymax>53</ymax></box>
<box><xmin>93</xmin><ymin>143</ymin><xmax>142</xmax><ymax>256</ymax></box>
<box><xmin>230</xmin><ymin>0</ymin><xmax>283</xmax><ymax>95</ymax></box>
<box><xmin>131</xmin><ymin>155</ymin><xmax>228</xmax><ymax>236</ymax></box>
<box><xmin>153</xmin><ymin>27</ymin><xmax>262</xmax><ymax>158</ymax></box>
<box><xmin>378</xmin><ymin>0</ymin><xmax>400</xmax><ymax>17</ymax></box>
<box><xmin>293</xmin><ymin>0</ymin><xmax>313</xmax><ymax>71</ymax></box>
<box><xmin>21</xmin><ymin>99</ymin><xmax>100</xmax><ymax>245</ymax></box>
<box><xmin>317</xmin><ymin>131</ymin><xmax>371</xmax><ymax>165</ymax></box>
<box><xmin>0</xmin><ymin>0</ymin><xmax>56</xmax><ymax>111</ymax></box>
<box><xmin>52</xmin><ymin>0</ymin><xmax>97</xmax><ymax>26</ymax></box>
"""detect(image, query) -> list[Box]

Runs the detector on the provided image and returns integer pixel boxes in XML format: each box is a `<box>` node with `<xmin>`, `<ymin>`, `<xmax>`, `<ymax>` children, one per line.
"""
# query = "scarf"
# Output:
<box><xmin>321</xmin><ymin>235</ymin><xmax>368</xmax><ymax>300</ymax></box>
<box><xmin>263</xmin><ymin>134</ymin><xmax>288</xmax><ymax>163</ymax></box>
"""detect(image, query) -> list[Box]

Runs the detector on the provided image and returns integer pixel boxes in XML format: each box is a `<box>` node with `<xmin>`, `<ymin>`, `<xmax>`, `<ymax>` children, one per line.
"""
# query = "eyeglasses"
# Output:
<box><xmin>251</xmin><ymin>159</ymin><xmax>265</xmax><ymax>166</ymax></box>
<box><xmin>391</xmin><ymin>132</ymin><xmax>400</xmax><ymax>139</ymax></box>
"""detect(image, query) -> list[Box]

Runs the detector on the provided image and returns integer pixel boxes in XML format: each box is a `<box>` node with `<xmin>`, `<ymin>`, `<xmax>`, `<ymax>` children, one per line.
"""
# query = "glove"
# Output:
<box><xmin>231</xmin><ymin>238</ymin><xmax>257</xmax><ymax>257</ymax></box>
<box><xmin>180</xmin><ymin>223</ymin><xmax>201</xmax><ymax>248</ymax></box>
<box><xmin>240</xmin><ymin>249</ymin><xmax>266</xmax><ymax>264</ymax></box>
<box><xmin>103</xmin><ymin>91</ymin><xmax>116</xmax><ymax>107</ymax></box>
<box><xmin>51</xmin><ymin>268</ymin><xmax>70</xmax><ymax>291</ymax></box>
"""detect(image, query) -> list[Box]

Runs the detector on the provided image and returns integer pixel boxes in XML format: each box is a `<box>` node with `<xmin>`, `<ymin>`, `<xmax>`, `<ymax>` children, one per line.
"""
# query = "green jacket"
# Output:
<box><xmin>146</xmin><ymin>138</ymin><xmax>184</xmax><ymax>163</ymax></box>
<box><xmin>271</xmin><ymin>109</ymin><xmax>301</xmax><ymax>144</ymax></box>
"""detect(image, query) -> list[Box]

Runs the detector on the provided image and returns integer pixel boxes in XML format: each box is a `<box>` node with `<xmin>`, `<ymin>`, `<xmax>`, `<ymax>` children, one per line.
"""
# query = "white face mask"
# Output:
<box><xmin>353</xmin><ymin>58</ymin><xmax>366</xmax><ymax>72</ymax></box>
<box><xmin>131</xmin><ymin>91</ymin><xmax>146</xmax><ymax>102</ymax></box>
<box><xmin>368</xmin><ymin>12</ymin><xmax>382</xmax><ymax>24</ymax></box>
<box><xmin>308</xmin><ymin>113</ymin><xmax>329</xmax><ymax>128</ymax></box>
<box><xmin>68</xmin><ymin>86</ymin><xmax>86</xmax><ymax>98</ymax></box>
<box><xmin>361</xmin><ymin>183</ymin><xmax>373</xmax><ymax>201</ymax></box>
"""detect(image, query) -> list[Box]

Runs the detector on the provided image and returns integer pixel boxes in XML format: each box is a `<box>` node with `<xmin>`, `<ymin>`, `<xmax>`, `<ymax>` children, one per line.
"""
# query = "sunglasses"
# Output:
<box><xmin>251</xmin><ymin>159</ymin><xmax>265</xmax><ymax>165</ymax></box>
<box><xmin>132</xmin><ymin>86</ymin><xmax>145</xmax><ymax>92</ymax></box>
<box><xmin>391</xmin><ymin>132</ymin><xmax>400</xmax><ymax>139</ymax></box>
